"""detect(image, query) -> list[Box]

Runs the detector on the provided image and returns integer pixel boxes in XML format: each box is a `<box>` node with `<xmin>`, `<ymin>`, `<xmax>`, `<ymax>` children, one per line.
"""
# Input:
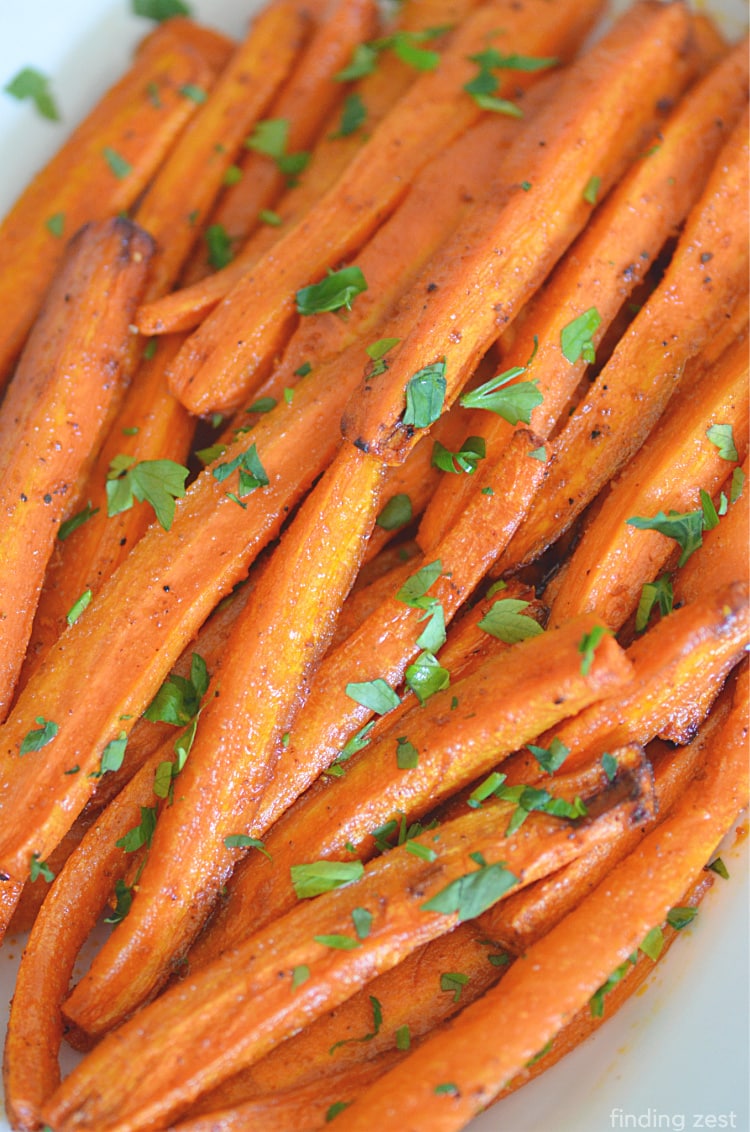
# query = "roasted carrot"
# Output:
<box><xmin>548</xmin><ymin>333</ymin><xmax>749</xmax><ymax>629</ymax></box>
<box><xmin>337</xmin><ymin>675</ymin><xmax>748</xmax><ymax>1131</ymax></box>
<box><xmin>166</xmin><ymin>0</ymin><xmax>606</xmax><ymax>416</ymax></box>
<box><xmin>181</xmin><ymin>0</ymin><xmax>380</xmax><ymax>282</ymax></box>
<box><xmin>674</xmin><ymin>455</ymin><xmax>749</xmax><ymax>607</ymax></box>
<box><xmin>190</xmin><ymin>615</ymin><xmax>633</xmax><ymax>946</ymax></box>
<box><xmin>0</xmin><ymin>878</ymin><xmax>22</xmax><ymax>946</ymax></box>
<box><xmin>502</xmin><ymin>580</ymin><xmax>749</xmax><ymax>787</ymax></box>
<box><xmin>0</xmin><ymin>23</ymin><xmax>216</xmax><ymax>391</ymax></box>
<box><xmin>417</xmin><ymin>39</ymin><xmax>750</xmax><ymax>550</ymax></box>
<box><xmin>45</xmin><ymin>773</ymin><xmax>648</xmax><ymax>1131</ymax></box>
<box><xmin>495</xmin><ymin>107</ymin><xmax>749</xmax><ymax>575</ymax></box>
<box><xmin>341</xmin><ymin>1</ymin><xmax>698</xmax><ymax>463</ymax></box>
<box><xmin>2</xmin><ymin>737</ymin><xmax>176</xmax><ymax>1132</ymax></box>
<box><xmin>0</xmin><ymin>218</ymin><xmax>153</xmax><ymax>722</ymax></box>
<box><xmin>133</xmin><ymin>0</ymin><xmax>309</xmax><ymax>300</ymax></box>
<box><xmin>142</xmin><ymin>16</ymin><xmax>236</xmax><ymax>75</ymax></box>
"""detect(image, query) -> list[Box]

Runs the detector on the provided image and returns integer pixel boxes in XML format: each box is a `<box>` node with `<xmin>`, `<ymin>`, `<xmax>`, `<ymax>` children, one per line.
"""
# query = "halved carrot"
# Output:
<box><xmin>341</xmin><ymin>1</ymin><xmax>698</xmax><ymax>463</ymax></box>
<box><xmin>0</xmin><ymin>879</ymin><xmax>22</xmax><ymax>946</ymax></box>
<box><xmin>496</xmin><ymin>107</ymin><xmax>749</xmax><ymax>575</ymax></box>
<box><xmin>417</xmin><ymin>39</ymin><xmax>749</xmax><ymax>550</ymax></box>
<box><xmin>549</xmin><ymin>333</ymin><xmax>749</xmax><ymax>628</ymax></box>
<box><xmin>0</xmin><ymin>23</ymin><xmax>217</xmax><ymax>391</ymax></box>
<box><xmin>62</xmin><ymin>443</ymin><xmax>386</xmax><ymax>1037</ymax></box>
<box><xmin>2</xmin><ymin>737</ymin><xmax>175</xmax><ymax>1132</ymax></box>
<box><xmin>45</xmin><ymin>770</ymin><xmax>648</xmax><ymax>1131</ymax></box>
<box><xmin>181</xmin><ymin>0</ymin><xmax>380</xmax><ymax>282</ymax></box>
<box><xmin>192</xmin><ymin>615</ymin><xmax>633</xmax><ymax>945</ymax></box>
<box><xmin>0</xmin><ymin>218</ymin><xmax>153</xmax><ymax>722</ymax></box>
<box><xmin>133</xmin><ymin>0</ymin><xmax>310</xmax><ymax>299</ymax></box>
<box><xmin>674</xmin><ymin>455</ymin><xmax>749</xmax><ymax>607</ymax></box>
<box><xmin>165</xmin><ymin>0</ymin><xmax>606</xmax><ymax>416</ymax></box>
<box><xmin>337</xmin><ymin>673</ymin><xmax>748</xmax><ymax>1131</ymax></box>
<box><xmin>502</xmin><ymin>580</ymin><xmax>749</xmax><ymax>786</ymax></box>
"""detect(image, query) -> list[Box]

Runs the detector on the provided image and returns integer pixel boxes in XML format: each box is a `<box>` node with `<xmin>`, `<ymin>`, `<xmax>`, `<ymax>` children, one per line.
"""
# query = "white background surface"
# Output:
<box><xmin>1</xmin><ymin>2</ymin><xmax>748</xmax><ymax>1130</ymax></box>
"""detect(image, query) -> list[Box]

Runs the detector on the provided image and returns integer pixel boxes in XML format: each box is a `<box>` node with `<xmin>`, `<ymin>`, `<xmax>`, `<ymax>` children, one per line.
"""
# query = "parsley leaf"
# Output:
<box><xmin>706</xmin><ymin>423</ymin><xmax>738</xmax><ymax>461</ymax></box>
<box><xmin>291</xmin><ymin>964</ymin><xmax>310</xmax><ymax>988</ymax></box>
<box><xmin>212</xmin><ymin>443</ymin><xmax>269</xmax><ymax>497</ymax></box>
<box><xmin>405</xmin><ymin>650</ymin><xmax>450</xmax><ymax>704</ymax></box>
<box><xmin>626</xmin><ymin>508</ymin><xmax>705</xmax><ymax>567</ymax></box>
<box><xmin>467</xmin><ymin>771</ymin><xmax>507</xmax><ymax>809</ymax></box>
<box><xmin>20</xmin><ymin>717</ymin><xmax>59</xmax><ymax>756</ymax></box>
<box><xmin>66</xmin><ymin>589</ymin><xmax>92</xmax><ymax>626</ymax></box>
<box><xmin>351</xmin><ymin>906</ymin><xmax>373</xmax><ymax>940</ymax></box>
<box><xmin>395</xmin><ymin>1024</ymin><xmax>411</xmax><ymax>1050</ymax></box>
<box><xmin>345</xmin><ymin>679</ymin><xmax>400</xmax><ymax>714</ymax></box>
<box><xmin>422</xmin><ymin>855</ymin><xmax>519</xmax><ymax>921</ymax></box>
<box><xmin>132</xmin><ymin>0</ymin><xmax>191</xmax><ymax>19</ymax></box>
<box><xmin>332</xmin><ymin>92</ymin><xmax>367</xmax><ymax>138</ymax></box>
<box><xmin>589</xmin><ymin>953</ymin><xmax>638</xmax><ymax>1016</ymax></box>
<box><xmin>45</xmin><ymin>212</ymin><xmax>65</xmax><ymax>238</ymax></box>
<box><xmin>314</xmin><ymin>933</ymin><xmax>360</xmax><ymax>950</ymax></box>
<box><xmin>4</xmin><ymin>67</ymin><xmax>60</xmax><ymax>121</ymax></box>
<box><xmin>366</xmin><ymin>336</ymin><xmax>400</xmax><ymax>377</ymax></box>
<box><xmin>205</xmin><ymin>224</ymin><xmax>233</xmax><ymax>269</ymax></box>
<box><xmin>98</xmin><ymin>731</ymin><xmax>128</xmax><ymax>775</ymax></box>
<box><xmin>326</xmin><ymin>1101</ymin><xmax>353</xmax><ymax>1122</ymax></box>
<box><xmin>29</xmin><ymin>853</ymin><xmax>55</xmax><ymax>883</ymax></box>
<box><xmin>635</xmin><ymin>574</ymin><xmax>673</xmax><ymax>632</ymax></box>
<box><xmin>144</xmin><ymin>653</ymin><xmax>209</xmax><ymax>726</ymax></box>
<box><xmin>103</xmin><ymin>147</ymin><xmax>132</xmax><ymax>180</ymax></box>
<box><xmin>296</xmin><ymin>266</ymin><xmax>367</xmax><ymax>315</ymax></box>
<box><xmin>334</xmin><ymin>43</ymin><xmax>379</xmax><ymax>81</ymax></box>
<box><xmin>330</xmin><ymin>995</ymin><xmax>382</xmax><ymax>1052</ymax></box>
<box><xmin>403</xmin><ymin>360</ymin><xmax>447</xmax><ymax>429</ymax></box>
<box><xmin>583</xmin><ymin>174</ymin><xmax>601</xmax><ymax>204</ymax></box>
<box><xmin>245</xmin><ymin>117</ymin><xmax>310</xmax><ymax>182</ymax></box>
<box><xmin>440</xmin><ymin>971</ymin><xmax>469</xmax><ymax>1002</ymax></box>
<box><xmin>223</xmin><ymin>833</ymin><xmax>271</xmax><ymax>859</ymax></box>
<box><xmin>396</xmin><ymin>735</ymin><xmax>419</xmax><ymax>769</ymax></box>
<box><xmin>459</xmin><ymin>350</ymin><xmax>542</xmax><ymax>423</ymax></box>
<box><xmin>601</xmin><ymin>752</ymin><xmax>618</xmax><ymax>782</ymax></box>
<box><xmin>116</xmin><ymin>805</ymin><xmax>158</xmax><ymax>852</ymax></box>
<box><xmin>291</xmin><ymin>860</ymin><xmax>364</xmax><ymax>899</ymax></box>
<box><xmin>375</xmin><ymin>493</ymin><xmax>412</xmax><ymax>531</ymax></box>
<box><xmin>560</xmin><ymin>307</ymin><xmax>601</xmax><ymax>364</ymax></box>
<box><xmin>667</xmin><ymin>906</ymin><xmax>698</xmax><ymax>931</ymax></box>
<box><xmin>578</xmin><ymin>624</ymin><xmax>613</xmax><ymax>675</ymax></box>
<box><xmin>106</xmin><ymin>456</ymin><xmax>188</xmax><ymax>531</ymax></box>
<box><xmin>104</xmin><ymin>878</ymin><xmax>133</xmax><ymax>924</ymax></box>
<box><xmin>432</xmin><ymin>435</ymin><xmax>486</xmax><ymax>474</ymax></box>
<box><xmin>730</xmin><ymin>466</ymin><xmax>745</xmax><ymax>503</ymax></box>
<box><xmin>527</xmin><ymin>737</ymin><xmax>569</xmax><ymax>775</ymax></box>
<box><xmin>477</xmin><ymin>598</ymin><xmax>544</xmax><ymax>644</ymax></box>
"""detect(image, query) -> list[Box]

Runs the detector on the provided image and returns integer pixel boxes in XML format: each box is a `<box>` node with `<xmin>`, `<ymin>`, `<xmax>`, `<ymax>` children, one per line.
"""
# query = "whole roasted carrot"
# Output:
<box><xmin>417</xmin><ymin>39</ymin><xmax>750</xmax><ymax>550</ymax></box>
<box><xmin>549</xmin><ymin>333</ymin><xmax>749</xmax><ymax>629</ymax></box>
<box><xmin>62</xmin><ymin>443</ymin><xmax>386</xmax><ymax>1037</ymax></box>
<box><xmin>166</xmin><ymin>0</ymin><xmax>605</xmax><ymax>416</ymax></box>
<box><xmin>0</xmin><ymin>218</ymin><xmax>153</xmax><ymax>722</ymax></box>
<box><xmin>45</xmin><ymin>777</ymin><xmax>647</xmax><ymax>1131</ymax></box>
<box><xmin>341</xmin><ymin>0</ymin><xmax>698</xmax><ymax>464</ymax></box>
<box><xmin>496</xmin><ymin>107</ymin><xmax>749</xmax><ymax>575</ymax></box>
<box><xmin>0</xmin><ymin>23</ymin><xmax>217</xmax><ymax>391</ymax></box>
<box><xmin>182</xmin><ymin>0</ymin><xmax>380</xmax><ymax>282</ymax></box>
<box><xmin>3</xmin><ymin>737</ymin><xmax>176</xmax><ymax>1132</ymax></box>
<box><xmin>191</xmin><ymin>615</ymin><xmax>633</xmax><ymax>946</ymax></box>
<box><xmin>337</xmin><ymin>674</ymin><xmax>748</xmax><ymax>1132</ymax></box>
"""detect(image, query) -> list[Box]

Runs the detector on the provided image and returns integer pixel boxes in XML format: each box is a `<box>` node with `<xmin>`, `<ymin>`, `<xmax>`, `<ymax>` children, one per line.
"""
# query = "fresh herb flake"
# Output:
<box><xmin>405</xmin><ymin>650</ymin><xmax>450</xmax><ymax>704</ymax></box>
<box><xmin>291</xmin><ymin>860</ymin><xmax>364</xmax><ymax>899</ymax></box>
<box><xmin>45</xmin><ymin>212</ymin><xmax>65</xmax><ymax>238</ymax></box>
<box><xmin>527</xmin><ymin>737</ymin><xmax>570</xmax><ymax>776</ymax></box>
<box><xmin>345</xmin><ymin>678</ymin><xmax>400</xmax><ymax>715</ymax></box>
<box><xmin>440</xmin><ymin>971</ymin><xmax>469</xmax><ymax>1003</ymax></box>
<box><xmin>132</xmin><ymin>0</ymin><xmax>191</xmax><ymax>19</ymax></box>
<box><xmin>432</xmin><ymin>435</ymin><xmax>486</xmax><ymax>475</ymax></box>
<box><xmin>422</xmin><ymin>857</ymin><xmax>518</xmax><ymax>921</ymax></box>
<box><xmin>396</xmin><ymin>735</ymin><xmax>419</xmax><ymax>769</ymax></box>
<box><xmin>706</xmin><ymin>423</ymin><xmax>738</xmax><ymax>461</ymax></box>
<box><xmin>4</xmin><ymin>67</ymin><xmax>60</xmax><ymax>121</ymax></box>
<box><xmin>332</xmin><ymin>92</ymin><xmax>367</xmax><ymax>137</ymax></box>
<box><xmin>560</xmin><ymin>307</ymin><xmax>601</xmax><ymax>364</ymax></box>
<box><xmin>20</xmin><ymin>717</ymin><xmax>59</xmax><ymax>756</ymax></box>
<box><xmin>103</xmin><ymin>147</ymin><xmax>133</xmax><ymax>180</ymax></box>
<box><xmin>403</xmin><ymin>360</ymin><xmax>447</xmax><ymax>429</ymax></box>
<box><xmin>667</xmin><ymin>906</ymin><xmax>698</xmax><ymax>931</ymax></box>
<box><xmin>583</xmin><ymin>174</ymin><xmax>601</xmax><ymax>204</ymax></box>
<box><xmin>578</xmin><ymin>624</ymin><xmax>613</xmax><ymax>675</ymax></box>
<box><xmin>205</xmin><ymin>224</ymin><xmax>233</xmax><ymax>269</ymax></box>
<box><xmin>224</xmin><ymin>834</ymin><xmax>271</xmax><ymax>860</ymax></box>
<box><xmin>296</xmin><ymin>266</ymin><xmax>367</xmax><ymax>315</ymax></box>
<box><xmin>375</xmin><ymin>492</ymin><xmax>412</xmax><ymax>531</ymax></box>
<box><xmin>106</xmin><ymin>456</ymin><xmax>188</xmax><ymax>531</ymax></box>
<box><xmin>66</xmin><ymin>589</ymin><xmax>92</xmax><ymax>626</ymax></box>
<box><xmin>635</xmin><ymin>574</ymin><xmax>674</xmax><ymax>632</ymax></box>
<box><xmin>626</xmin><ymin>509</ymin><xmax>704</xmax><ymax>567</ymax></box>
<box><xmin>478</xmin><ymin>598</ymin><xmax>544</xmax><ymax>644</ymax></box>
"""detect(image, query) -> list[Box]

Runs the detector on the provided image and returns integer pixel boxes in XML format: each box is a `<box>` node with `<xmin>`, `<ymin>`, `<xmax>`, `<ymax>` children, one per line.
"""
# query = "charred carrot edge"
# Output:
<box><xmin>134</xmin><ymin>0</ymin><xmax>310</xmax><ymax>300</ymax></box>
<box><xmin>197</xmin><ymin>616</ymin><xmax>633</xmax><ymax>945</ymax></box>
<box><xmin>497</xmin><ymin>107</ymin><xmax>749</xmax><ymax>575</ymax></box>
<box><xmin>166</xmin><ymin>0</ymin><xmax>606</xmax><ymax>416</ymax></box>
<box><xmin>63</xmin><ymin>444</ymin><xmax>386</xmax><ymax>1037</ymax></box>
<box><xmin>674</xmin><ymin>454</ymin><xmax>749</xmax><ymax>607</ymax></box>
<box><xmin>0</xmin><ymin>25</ymin><xmax>217</xmax><ymax>392</ymax></box>
<box><xmin>0</xmin><ymin>219</ymin><xmax>153</xmax><ymax>723</ymax></box>
<box><xmin>17</xmin><ymin>334</ymin><xmax>194</xmax><ymax>693</ymax></box>
<box><xmin>2</xmin><ymin>738</ymin><xmax>175</xmax><ymax>1132</ymax></box>
<box><xmin>341</xmin><ymin>1</ymin><xmax>698</xmax><ymax>463</ymax></box>
<box><xmin>417</xmin><ymin>40</ymin><xmax>750</xmax><ymax>551</ymax></box>
<box><xmin>336</xmin><ymin>676</ymin><xmax>748</xmax><ymax>1132</ymax></box>
<box><xmin>135</xmin><ymin>0</ymin><xmax>524</xmax><ymax>339</ymax></box>
<box><xmin>45</xmin><ymin>770</ymin><xmax>650</xmax><ymax>1131</ymax></box>
<box><xmin>549</xmin><ymin>334</ymin><xmax>749</xmax><ymax>629</ymax></box>
<box><xmin>502</xmin><ymin>580</ymin><xmax>749</xmax><ymax>787</ymax></box>
<box><xmin>182</xmin><ymin>0</ymin><xmax>380</xmax><ymax>280</ymax></box>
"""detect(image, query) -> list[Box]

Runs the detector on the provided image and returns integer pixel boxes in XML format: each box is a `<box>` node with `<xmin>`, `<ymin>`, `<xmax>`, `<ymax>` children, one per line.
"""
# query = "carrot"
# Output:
<box><xmin>191</xmin><ymin>615</ymin><xmax>633</xmax><ymax>946</ymax></box>
<box><xmin>165</xmin><ymin>0</ymin><xmax>606</xmax><ymax>416</ymax></box>
<box><xmin>2</xmin><ymin>738</ymin><xmax>176</xmax><ymax>1132</ymax></box>
<box><xmin>548</xmin><ymin>333</ymin><xmax>749</xmax><ymax>629</ymax></box>
<box><xmin>0</xmin><ymin>218</ymin><xmax>153</xmax><ymax>722</ymax></box>
<box><xmin>44</xmin><ymin>771</ymin><xmax>649</xmax><ymax>1131</ymax></box>
<box><xmin>17</xmin><ymin>333</ymin><xmax>194</xmax><ymax>692</ymax></box>
<box><xmin>181</xmin><ymin>0</ymin><xmax>380</xmax><ymax>281</ymax></box>
<box><xmin>0</xmin><ymin>878</ymin><xmax>22</xmax><ymax>946</ymax></box>
<box><xmin>133</xmin><ymin>0</ymin><xmax>310</xmax><ymax>300</ymax></box>
<box><xmin>417</xmin><ymin>39</ymin><xmax>750</xmax><ymax>550</ymax></box>
<box><xmin>502</xmin><ymin>580</ymin><xmax>749</xmax><ymax>787</ymax></box>
<box><xmin>674</xmin><ymin>455</ymin><xmax>749</xmax><ymax>607</ymax></box>
<box><xmin>0</xmin><ymin>23</ymin><xmax>217</xmax><ymax>392</ymax></box>
<box><xmin>337</xmin><ymin>673</ymin><xmax>748</xmax><ymax>1132</ymax></box>
<box><xmin>62</xmin><ymin>443</ymin><xmax>386</xmax><ymax>1037</ymax></box>
<box><xmin>341</xmin><ymin>1</ymin><xmax>699</xmax><ymax>464</ymax></box>
<box><xmin>495</xmin><ymin>107</ymin><xmax>749</xmax><ymax>575</ymax></box>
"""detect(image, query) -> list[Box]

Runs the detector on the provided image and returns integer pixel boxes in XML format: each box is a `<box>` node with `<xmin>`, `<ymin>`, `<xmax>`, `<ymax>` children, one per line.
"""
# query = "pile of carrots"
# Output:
<box><xmin>0</xmin><ymin>0</ymin><xmax>747</xmax><ymax>1129</ymax></box>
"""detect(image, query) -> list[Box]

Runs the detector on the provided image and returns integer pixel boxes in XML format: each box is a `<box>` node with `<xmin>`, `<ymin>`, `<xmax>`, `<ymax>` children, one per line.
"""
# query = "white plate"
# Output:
<box><xmin>1</xmin><ymin>3</ymin><xmax>748</xmax><ymax>1130</ymax></box>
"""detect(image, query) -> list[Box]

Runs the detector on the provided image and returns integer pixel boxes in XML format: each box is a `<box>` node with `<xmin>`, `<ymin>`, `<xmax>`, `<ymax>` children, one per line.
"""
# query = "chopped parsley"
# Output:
<box><xmin>334</xmin><ymin>28</ymin><xmax>446</xmax><ymax>81</ymax></box>
<box><xmin>459</xmin><ymin>342</ymin><xmax>541</xmax><ymax>423</ymax></box>
<box><xmin>345</xmin><ymin>678</ymin><xmax>400</xmax><ymax>714</ymax></box>
<box><xmin>527</xmin><ymin>736</ymin><xmax>570</xmax><ymax>775</ymax></box>
<box><xmin>66</xmin><ymin>589</ymin><xmax>92</xmax><ymax>626</ymax></box>
<box><xmin>375</xmin><ymin>492</ymin><xmax>412</xmax><ymax>531</ymax></box>
<box><xmin>179</xmin><ymin>83</ymin><xmax>207</xmax><ymax>104</ymax></box>
<box><xmin>635</xmin><ymin>574</ymin><xmax>673</xmax><ymax>632</ymax></box>
<box><xmin>396</xmin><ymin>735</ymin><xmax>419</xmax><ymax>769</ymax></box>
<box><xmin>422</xmin><ymin>852</ymin><xmax>518</xmax><ymax>920</ymax></box>
<box><xmin>583</xmin><ymin>174</ymin><xmax>601</xmax><ymax>204</ymax></box>
<box><xmin>103</xmin><ymin>147</ymin><xmax>133</xmax><ymax>180</ymax></box>
<box><xmin>366</xmin><ymin>336</ymin><xmax>400</xmax><ymax>377</ymax></box>
<box><xmin>477</xmin><ymin>598</ymin><xmax>544</xmax><ymax>644</ymax></box>
<box><xmin>104</xmin><ymin>878</ymin><xmax>133</xmax><ymax>924</ymax></box>
<box><xmin>403</xmin><ymin>360</ymin><xmax>447</xmax><ymax>429</ymax></box>
<box><xmin>296</xmin><ymin>266</ymin><xmax>367</xmax><ymax>315</ymax></box>
<box><xmin>116</xmin><ymin>804</ymin><xmax>158</xmax><ymax>852</ymax></box>
<box><xmin>144</xmin><ymin>653</ymin><xmax>209</xmax><ymax>726</ymax></box>
<box><xmin>244</xmin><ymin>117</ymin><xmax>309</xmax><ymax>182</ymax></box>
<box><xmin>325</xmin><ymin>1101</ymin><xmax>352</xmax><ymax>1122</ymax></box>
<box><xmin>29</xmin><ymin>853</ymin><xmax>55</xmax><ymax>883</ymax></box>
<box><xmin>331</xmin><ymin>93</ymin><xmax>367</xmax><ymax>137</ymax></box>
<box><xmin>560</xmin><ymin>307</ymin><xmax>601</xmax><ymax>364</ymax></box>
<box><xmin>132</xmin><ymin>0</ymin><xmax>191</xmax><ymax>19</ymax></box>
<box><xmin>626</xmin><ymin>508</ymin><xmax>705</xmax><ymax>567</ymax></box>
<box><xmin>258</xmin><ymin>208</ymin><xmax>282</xmax><ymax>227</ymax></box>
<box><xmin>432</xmin><ymin>435</ymin><xmax>486</xmax><ymax>475</ymax></box>
<box><xmin>224</xmin><ymin>834</ymin><xmax>271</xmax><ymax>860</ymax></box>
<box><xmin>205</xmin><ymin>224</ymin><xmax>233</xmax><ymax>270</ymax></box>
<box><xmin>45</xmin><ymin>212</ymin><xmax>65</xmax><ymax>238</ymax></box>
<box><xmin>667</xmin><ymin>906</ymin><xmax>698</xmax><ymax>931</ymax></box>
<box><xmin>291</xmin><ymin>964</ymin><xmax>310</xmax><ymax>989</ymax></box>
<box><xmin>405</xmin><ymin>650</ymin><xmax>450</xmax><ymax>704</ymax></box>
<box><xmin>314</xmin><ymin>933</ymin><xmax>360</xmax><ymax>950</ymax></box>
<box><xmin>706</xmin><ymin>423</ymin><xmax>738</xmax><ymax>461</ymax></box>
<box><xmin>97</xmin><ymin>731</ymin><xmax>128</xmax><ymax>776</ymax></box>
<box><xmin>20</xmin><ymin>717</ymin><xmax>59</xmax><ymax>756</ymax></box>
<box><xmin>395</xmin><ymin>1024</ymin><xmax>411</xmax><ymax>1050</ymax></box>
<box><xmin>351</xmin><ymin>906</ymin><xmax>373</xmax><ymax>940</ymax></box>
<box><xmin>291</xmin><ymin>860</ymin><xmax>364</xmax><ymax>899</ymax></box>
<box><xmin>212</xmin><ymin>443</ymin><xmax>269</xmax><ymax>497</ymax></box>
<box><xmin>440</xmin><ymin>971</ymin><xmax>469</xmax><ymax>1003</ymax></box>
<box><xmin>106</xmin><ymin>456</ymin><xmax>189</xmax><ymax>531</ymax></box>
<box><xmin>330</xmin><ymin>995</ymin><xmax>382</xmax><ymax>1051</ymax></box>
<box><xmin>578</xmin><ymin>624</ymin><xmax>613</xmax><ymax>675</ymax></box>
<box><xmin>601</xmin><ymin>751</ymin><xmax>618</xmax><ymax>782</ymax></box>
<box><xmin>4</xmin><ymin>67</ymin><xmax>60</xmax><ymax>121</ymax></box>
